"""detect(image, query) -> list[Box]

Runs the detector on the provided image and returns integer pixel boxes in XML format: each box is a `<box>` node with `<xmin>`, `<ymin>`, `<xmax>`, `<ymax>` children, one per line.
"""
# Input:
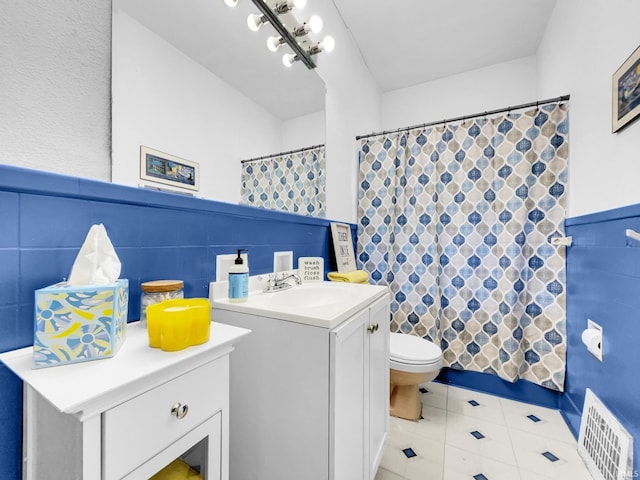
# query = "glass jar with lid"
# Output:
<box><xmin>140</xmin><ymin>280</ymin><xmax>184</xmax><ymax>327</ymax></box>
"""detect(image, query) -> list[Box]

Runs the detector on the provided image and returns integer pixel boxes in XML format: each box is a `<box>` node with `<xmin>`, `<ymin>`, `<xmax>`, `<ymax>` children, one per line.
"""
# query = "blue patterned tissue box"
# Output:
<box><xmin>33</xmin><ymin>279</ymin><xmax>128</xmax><ymax>368</ymax></box>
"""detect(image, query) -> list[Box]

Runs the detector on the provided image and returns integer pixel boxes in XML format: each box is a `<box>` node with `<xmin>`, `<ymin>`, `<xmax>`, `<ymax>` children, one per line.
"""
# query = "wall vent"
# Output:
<box><xmin>578</xmin><ymin>388</ymin><xmax>633</xmax><ymax>480</ymax></box>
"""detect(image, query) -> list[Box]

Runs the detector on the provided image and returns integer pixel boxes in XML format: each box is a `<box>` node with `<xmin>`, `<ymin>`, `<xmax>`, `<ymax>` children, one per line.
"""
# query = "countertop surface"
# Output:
<box><xmin>210</xmin><ymin>281</ymin><xmax>390</xmax><ymax>329</ymax></box>
<box><xmin>0</xmin><ymin>321</ymin><xmax>250</xmax><ymax>419</ymax></box>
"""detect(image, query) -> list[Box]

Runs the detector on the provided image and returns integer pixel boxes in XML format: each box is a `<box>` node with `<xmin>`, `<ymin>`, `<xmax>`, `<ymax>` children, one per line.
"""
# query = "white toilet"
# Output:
<box><xmin>389</xmin><ymin>332</ymin><xmax>443</xmax><ymax>421</ymax></box>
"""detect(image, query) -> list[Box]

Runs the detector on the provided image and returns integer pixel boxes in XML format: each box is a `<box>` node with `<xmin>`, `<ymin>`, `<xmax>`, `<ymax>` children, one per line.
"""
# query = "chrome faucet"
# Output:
<box><xmin>264</xmin><ymin>272</ymin><xmax>302</xmax><ymax>293</ymax></box>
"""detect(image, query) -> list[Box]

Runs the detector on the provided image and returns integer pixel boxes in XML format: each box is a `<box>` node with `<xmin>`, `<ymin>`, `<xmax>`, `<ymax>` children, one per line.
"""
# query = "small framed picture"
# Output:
<box><xmin>140</xmin><ymin>146</ymin><xmax>199</xmax><ymax>191</ymax></box>
<box><xmin>330</xmin><ymin>222</ymin><xmax>357</xmax><ymax>273</ymax></box>
<box><xmin>612</xmin><ymin>44</ymin><xmax>640</xmax><ymax>133</ymax></box>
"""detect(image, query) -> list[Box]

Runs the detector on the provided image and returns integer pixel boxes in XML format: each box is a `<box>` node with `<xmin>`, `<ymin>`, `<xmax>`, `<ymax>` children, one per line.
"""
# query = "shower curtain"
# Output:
<box><xmin>241</xmin><ymin>145</ymin><xmax>326</xmax><ymax>217</ymax></box>
<box><xmin>357</xmin><ymin>103</ymin><xmax>568</xmax><ymax>391</ymax></box>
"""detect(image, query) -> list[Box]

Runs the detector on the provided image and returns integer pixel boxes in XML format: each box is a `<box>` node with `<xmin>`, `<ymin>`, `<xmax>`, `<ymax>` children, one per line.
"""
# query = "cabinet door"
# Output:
<box><xmin>367</xmin><ymin>296</ymin><xmax>390</xmax><ymax>479</ymax></box>
<box><xmin>122</xmin><ymin>413</ymin><xmax>222</xmax><ymax>480</ymax></box>
<box><xmin>331</xmin><ymin>309</ymin><xmax>368</xmax><ymax>480</ymax></box>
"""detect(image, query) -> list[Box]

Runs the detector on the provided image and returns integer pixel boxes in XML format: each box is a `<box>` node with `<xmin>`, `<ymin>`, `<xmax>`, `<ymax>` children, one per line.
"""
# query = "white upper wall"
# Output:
<box><xmin>314</xmin><ymin>0</ymin><xmax>382</xmax><ymax>223</ymax></box>
<box><xmin>3</xmin><ymin>1</ymin><xmax>640</xmax><ymax>221</ymax></box>
<box><xmin>382</xmin><ymin>56</ymin><xmax>538</xmax><ymax>131</ymax></box>
<box><xmin>0</xmin><ymin>1</ymin><xmax>111</xmax><ymax>181</ymax></box>
<box><xmin>537</xmin><ymin>0</ymin><xmax>640</xmax><ymax>217</ymax></box>
<box><xmin>112</xmin><ymin>10</ymin><xmax>283</xmax><ymax>203</ymax></box>
<box><xmin>282</xmin><ymin>111</ymin><xmax>325</xmax><ymax>152</ymax></box>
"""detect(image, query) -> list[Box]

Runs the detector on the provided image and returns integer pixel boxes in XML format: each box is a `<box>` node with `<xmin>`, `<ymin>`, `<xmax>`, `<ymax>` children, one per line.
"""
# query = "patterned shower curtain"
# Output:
<box><xmin>241</xmin><ymin>145</ymin><xmax>326</xmax><ymax>217</ymax></box>
<box><xmin>357</xmin><ymin>103</ymin><xmax>568</xmax><ymax>391</ymax></box>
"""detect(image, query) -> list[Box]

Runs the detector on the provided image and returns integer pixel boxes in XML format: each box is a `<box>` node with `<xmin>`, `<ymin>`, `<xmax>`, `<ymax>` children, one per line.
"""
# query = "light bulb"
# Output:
<box><xmin>308</xmin><ymin>36</ymin><xmax>336</xmax><ymax>56</ymax></box>
<box><xmin>293</xmin><ymin>15</ymin><xmax>323</xmax><ymax>36</ymax></box>
<box><xmin>267</xmin><ymin>36</ymin><xmax>284</xmax><ymax>52</ymax></box>
<box><xmin>224</xmin><ymin>0</ymin><xmax>238</xmax><ymax>6</ymax></box>
<box><xmin>275</xmin><ymin>0</ymin><xmax>307</xmax><ymax>14</ymax></box>
<box><xmin>308</xmin><ymin>15</ymin><xmax>323</xmax><ymax>34</ymax></box>
<box><xmin>247</xmin><ymin>13</ymin><xmax>266</xmax><ymax>31</ymax></box>
<box><xmin>320</xmin><ymin>36</ymin><xmax>335</xmax><ymax>53</ymax></box>
<box><xmin>282</xmin><ymin>53</ymin><xmax>297</xmax><ymax>67</ymax></box>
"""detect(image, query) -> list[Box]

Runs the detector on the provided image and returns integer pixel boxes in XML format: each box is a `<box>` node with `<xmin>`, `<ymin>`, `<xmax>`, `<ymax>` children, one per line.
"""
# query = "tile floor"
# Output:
<box><xmin>375</xmin><ymin>382</ymin><xmax>593</xmax><ymax>480</ymax></box>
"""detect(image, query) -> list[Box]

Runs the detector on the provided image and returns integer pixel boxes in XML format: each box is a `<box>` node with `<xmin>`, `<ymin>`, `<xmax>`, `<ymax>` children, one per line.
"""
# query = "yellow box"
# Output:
<box><xmin>33</xmin><ymin>279</ymin><xmax>129</xmax><ymax>368</ymax></box>
<box><xmin>147</xmin><ymin>298</ymin><xmax>210</xmax><ymax>352</ymax></box>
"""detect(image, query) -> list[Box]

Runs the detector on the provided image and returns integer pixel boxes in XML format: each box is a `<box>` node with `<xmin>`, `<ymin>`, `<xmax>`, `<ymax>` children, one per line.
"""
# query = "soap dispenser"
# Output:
<box><xmin>228</xmin><ymin>249</ymin><xmax>249</xmax><ymax>302</ymax></box>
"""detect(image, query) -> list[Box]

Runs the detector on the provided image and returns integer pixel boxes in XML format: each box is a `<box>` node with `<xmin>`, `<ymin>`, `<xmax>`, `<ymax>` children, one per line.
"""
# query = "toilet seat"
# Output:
<box><xmin>390</xmin><ymin>332</ymin><xmax>442</xmax><ymax>367</ymax></box>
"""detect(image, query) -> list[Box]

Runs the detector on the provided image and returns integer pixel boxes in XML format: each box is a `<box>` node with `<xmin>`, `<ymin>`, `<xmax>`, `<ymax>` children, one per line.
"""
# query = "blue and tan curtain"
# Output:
<box><xmin>357</xmin><ymin>103</ymin><xmax>569</xmax><ymax>391</ymax></box>
<box><xmin>241</xmin><ymin>145</ymin><xmax>326</xmax><ymax>217</ymax></box>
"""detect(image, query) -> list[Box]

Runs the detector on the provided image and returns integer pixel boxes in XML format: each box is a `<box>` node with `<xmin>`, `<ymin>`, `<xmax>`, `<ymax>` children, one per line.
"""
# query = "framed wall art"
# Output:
<box><xmin>140</xmin><ymin>146</ymin><xmax>199</xmax><ymax>191</ymax></box>
<box><xmin>612</xmin><ymin>44</ymin><xmax>640</xmax><ymax>133</ymax></box>
<box><xmin>330</xmin><ymin>222</ymin><xmax>357</xmax><ymax>273</ymax></box>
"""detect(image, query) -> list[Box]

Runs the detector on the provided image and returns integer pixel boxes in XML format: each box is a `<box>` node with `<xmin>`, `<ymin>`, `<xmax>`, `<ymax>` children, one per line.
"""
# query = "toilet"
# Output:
<box><xmin>389</xmin><ymin>332</ymin><xmax>443</xmax><ymax>421</ymax></box>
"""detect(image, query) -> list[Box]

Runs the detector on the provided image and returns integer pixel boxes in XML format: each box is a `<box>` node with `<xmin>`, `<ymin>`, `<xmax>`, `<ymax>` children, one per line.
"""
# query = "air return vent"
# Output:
<box><xmin>578</xmin><ymin>389</ymin><xmax>633</xmax><ymax>480</ymax></box>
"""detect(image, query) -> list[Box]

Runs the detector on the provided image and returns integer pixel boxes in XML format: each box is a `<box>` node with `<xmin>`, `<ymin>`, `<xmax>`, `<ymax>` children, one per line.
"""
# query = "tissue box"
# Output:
<box><xmin>33</xmin><ymin>279</ymin><xmax>129</xmax><ymax>368</ymax></box>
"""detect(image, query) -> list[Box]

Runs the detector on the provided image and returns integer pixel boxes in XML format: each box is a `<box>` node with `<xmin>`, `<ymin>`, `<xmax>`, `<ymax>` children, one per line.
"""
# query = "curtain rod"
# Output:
<box><xmin>355</xmin><ymin>94</ymin><xmax>570</xmax><ymax>141</ymax></box>
<box><xmin>240</xmin><ymin>144</ymin><xmax>325</xmax><ymax>164</ymax></box>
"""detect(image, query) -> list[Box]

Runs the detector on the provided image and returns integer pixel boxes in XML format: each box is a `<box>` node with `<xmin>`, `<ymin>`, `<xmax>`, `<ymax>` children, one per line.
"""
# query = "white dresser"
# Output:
<box><xmin>0</xmin><ymin>321</ymin><xmax>250</xmax><ymax>480</ymax></box>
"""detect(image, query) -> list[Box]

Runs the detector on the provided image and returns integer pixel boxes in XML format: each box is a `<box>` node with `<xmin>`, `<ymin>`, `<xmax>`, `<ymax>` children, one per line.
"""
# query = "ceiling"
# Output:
<box><xmin>118</xmin><ymin>0</ymin><xmax>557</xmax><ymax>120</ymax></box>
<box><xmin>332</xmin><ymin>0</ymin><xmax>558</xmax><ymax>92</ymax></box>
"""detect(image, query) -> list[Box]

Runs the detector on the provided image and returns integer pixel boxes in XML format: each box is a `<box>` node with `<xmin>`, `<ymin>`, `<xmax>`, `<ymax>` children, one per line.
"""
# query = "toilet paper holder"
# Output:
<box><xmin>582</xmin><ymin>319</ymin><xmax>603</xmax><ymax>361</ymax></box>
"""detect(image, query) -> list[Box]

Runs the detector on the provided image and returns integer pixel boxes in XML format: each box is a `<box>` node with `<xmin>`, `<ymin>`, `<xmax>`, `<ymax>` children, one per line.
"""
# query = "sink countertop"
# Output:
<box><xmin>209</xmin><ymin>280</ymin><xmax>389</xmax><ymax>329</ymax></box>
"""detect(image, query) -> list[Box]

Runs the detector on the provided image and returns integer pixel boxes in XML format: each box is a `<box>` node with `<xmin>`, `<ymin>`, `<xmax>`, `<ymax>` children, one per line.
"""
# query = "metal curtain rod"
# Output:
<box><xmin>355</xmin><ymin>94</ymin><xmax>570</xmax><ymax>141</ymax></box>
<box><xmin>240</xmin><ymin>144</ymin><xmax>325</xmax><ymax>164</ymax></box>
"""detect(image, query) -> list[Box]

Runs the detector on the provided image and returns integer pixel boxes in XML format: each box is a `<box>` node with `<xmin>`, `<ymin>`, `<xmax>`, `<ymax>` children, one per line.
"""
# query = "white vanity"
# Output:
<box><xmin>0</xmin><ymin>321</ymin><xmax>250</xmax><ymax>480</ymax></box>
<box><xmin>210</xmin><ymin>280</ymin><xmax>390</xmax><ymax>480</ymax></box>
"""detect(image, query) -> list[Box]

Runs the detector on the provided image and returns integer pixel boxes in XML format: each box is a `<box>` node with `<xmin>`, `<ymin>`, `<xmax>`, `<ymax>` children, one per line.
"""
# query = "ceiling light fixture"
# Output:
<box><xmin>223</xmin><ymin>0</ymin><xmax>238</xmax><ymax>7</ymax></box>
<box><xmin>247</xmin><ymin>0</ymin><xmax>335</xmax><ymax>70</ymax></box>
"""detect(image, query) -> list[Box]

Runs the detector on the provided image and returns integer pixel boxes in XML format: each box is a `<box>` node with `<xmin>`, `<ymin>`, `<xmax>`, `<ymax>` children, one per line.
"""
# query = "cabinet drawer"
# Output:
<box><xmin>103</xmin><ymin>357</ymin><xmax>229</xmax><ymax>480</ymax></box>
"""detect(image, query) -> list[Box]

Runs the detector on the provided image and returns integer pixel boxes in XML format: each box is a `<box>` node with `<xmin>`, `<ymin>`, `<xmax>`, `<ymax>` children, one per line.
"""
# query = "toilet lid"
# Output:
<box><xmin>390</xmin><ymin>332</ymin><xmax>442</xmax><ymax>364</ymax></box>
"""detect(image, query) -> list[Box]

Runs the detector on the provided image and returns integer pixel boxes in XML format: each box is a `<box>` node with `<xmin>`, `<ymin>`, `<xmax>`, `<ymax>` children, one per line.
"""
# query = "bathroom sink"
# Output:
<box><xmin>260</xmin><ymin>284</ymin><xmax>355</xmax><ymax>308</ymax></box>
<box><xmin>210</xmin><ymin>281</ymin><xmax>389</xmax><ymax>328</ymax></box>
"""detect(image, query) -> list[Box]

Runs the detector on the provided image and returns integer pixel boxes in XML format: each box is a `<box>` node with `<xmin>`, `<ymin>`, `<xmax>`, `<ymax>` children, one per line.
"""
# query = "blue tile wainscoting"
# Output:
<box><xmin>0</xmin><ymin>164</ymin><xmax>350</xmax><ymax>478</ymax></box>
<box><xmin>1</xmin><ymin>164</ymin><xmax>639</xmax><ymax>478</ymax></box>
<box><xmin>563</xmin><ymin>204</ymin><xmax>640</xmax><ymax>476</ymax></box>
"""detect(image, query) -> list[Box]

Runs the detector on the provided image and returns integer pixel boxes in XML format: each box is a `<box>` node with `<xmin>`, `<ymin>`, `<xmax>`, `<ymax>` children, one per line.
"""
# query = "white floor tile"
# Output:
<box><xmin>378</xmin><ymin>444</ymin><xmax>408</xmax><ymax>478</ymax></box>
<box><xmin>445</xmin><ymin>412</ymin><xmax>517</xmax><ymax>465</ymax></box>
<box><xmin>443</xmin><ymin>445</ymin><xmax>522</xmax><ymax>480</ymax></box>
<box><xmin>402</xmin><ymin>434</ymin><xmax>446</xmax><ymax>480</ymax></box>
<box><xmin>447</xmin><ymin>385</ymin><xmax>506</xmax><ymax>425</ymax></box>
<box><xmin>414</xmin><ymin>406</ymin><xmax>447</xmax><ymax>443</ymax></box>
<box><xmin>374</xmin><ymin>467</ymin><xmax>404</xmax><ymax>480</ymax></box>
<box><xmin>509</xmin><ymin>429</ymin><xmax>592</xmax><ymax>479</ymax></box>
<box><xmin>420</xmin><ymin>381</ymin><xmax>448</xmax><ymax>410</ymax></box>
<box><xmin>389</xmin><ymin>415</ymin><xmax>418</xmax><ymax>437</ymax></box>
<box><xmin>404</xmin><ymin>456</ymin><xmax>444</xmax><ymax>480</ymax></box>
<box><xmin>500</xmin><ymin>397</ymin><xmax>576</xmax><ymax>444</ymax></box>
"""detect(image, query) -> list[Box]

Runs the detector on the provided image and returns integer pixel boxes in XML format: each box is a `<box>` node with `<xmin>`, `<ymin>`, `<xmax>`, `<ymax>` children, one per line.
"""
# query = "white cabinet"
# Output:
<box><xmin>331</xmin><ymin>296</ymin><xmax>389</xmax><ymax>480</ymax></box>
<box><xmin>0</xmin><ymin>322</ymin><xmax>250</xmax><ymax>480</ymax></box>
<box><xmin>213</xmin><ymin>288</ymin><xmax>389</xmax><ymax>480</ymax></box>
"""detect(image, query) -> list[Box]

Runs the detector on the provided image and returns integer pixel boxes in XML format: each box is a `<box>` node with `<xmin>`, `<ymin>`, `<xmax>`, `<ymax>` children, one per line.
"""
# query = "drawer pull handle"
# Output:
<box><xmin>171</xmin><ymin>402</ymin><xmax>189</xmax><ymax>419</ymax></box>
<box><xmin>367</xmin><ymin>324</ymin><xmax>379</xmax><ymax>333</ymax></box>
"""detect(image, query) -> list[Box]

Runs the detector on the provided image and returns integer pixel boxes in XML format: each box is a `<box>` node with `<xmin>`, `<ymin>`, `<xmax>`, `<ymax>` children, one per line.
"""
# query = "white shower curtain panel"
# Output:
<box><xmin>357</xmin><ymin>104</ymin><xmax>569</xmax><ymax>391</ymax></box>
